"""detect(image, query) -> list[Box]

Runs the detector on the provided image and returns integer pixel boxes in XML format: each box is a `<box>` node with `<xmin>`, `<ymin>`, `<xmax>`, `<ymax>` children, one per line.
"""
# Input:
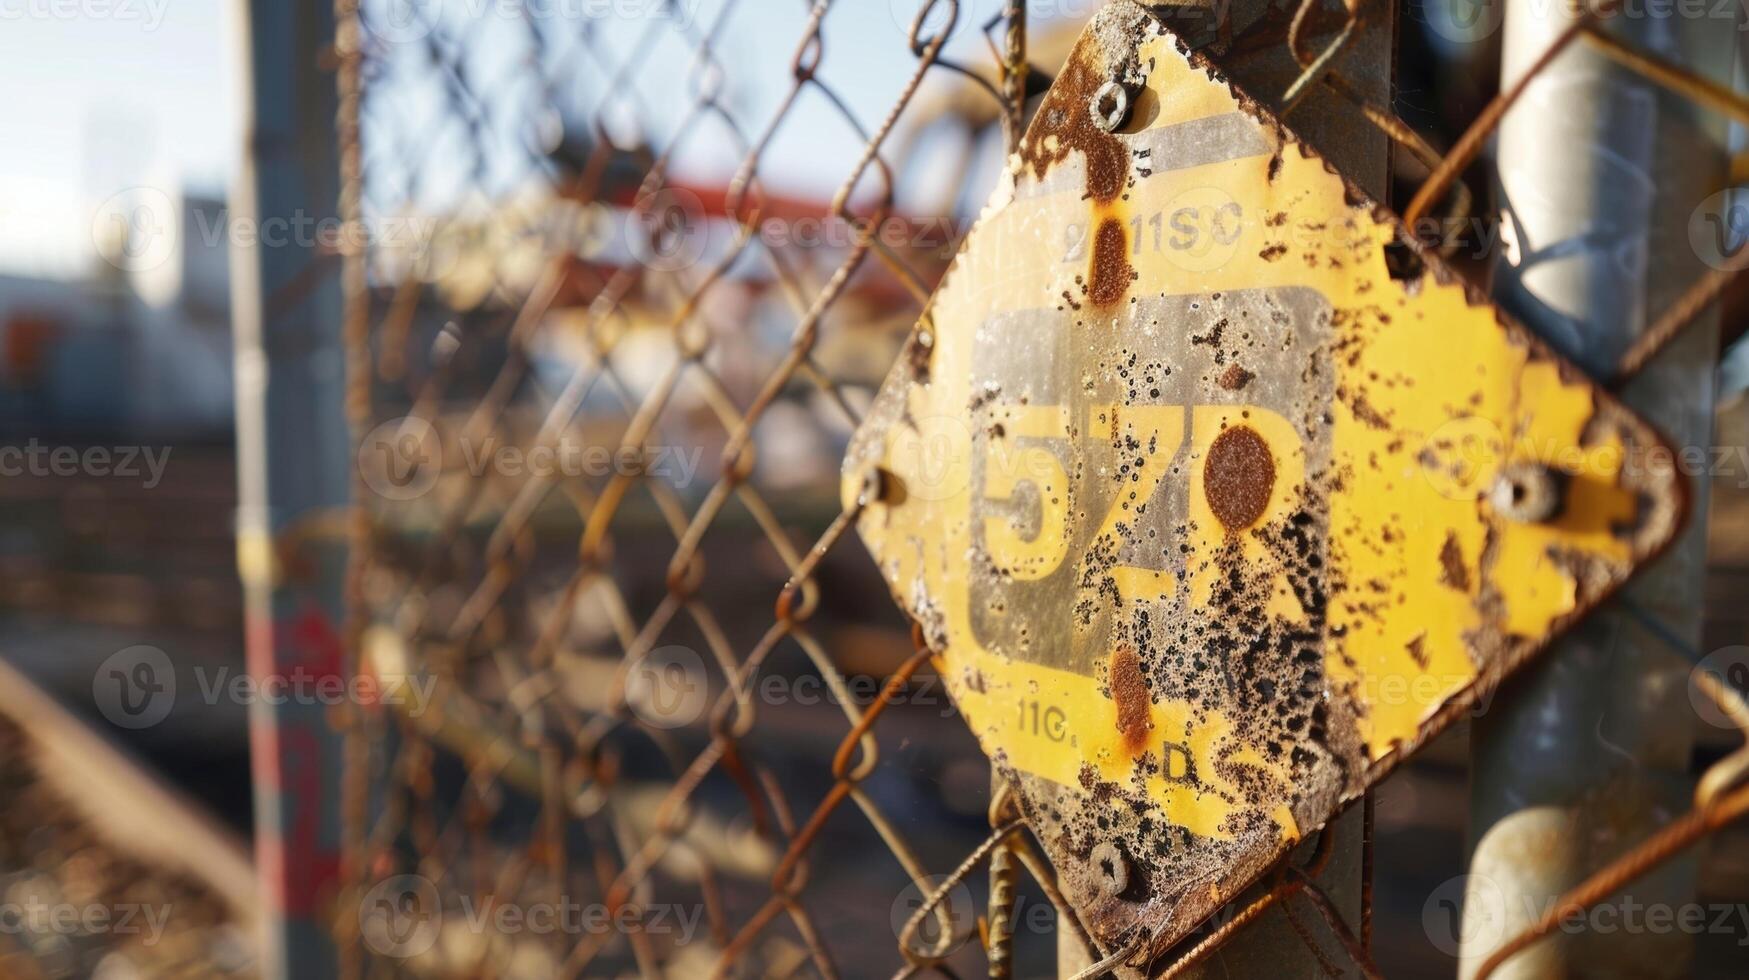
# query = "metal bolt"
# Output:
<box><xmin>1489</xmin><ymin>462</ymin><xmax>1562</xmax><ymax>523</ymax></box>
<box><xmin>1090</xmin><ymin>841</ymin><xmax>1128</xmax><ymax>896</ymax></box>
<box><xmin>1090</xmin><ymin>80</ymin><xmax>1129</xmax><ymax>132</ymax></box>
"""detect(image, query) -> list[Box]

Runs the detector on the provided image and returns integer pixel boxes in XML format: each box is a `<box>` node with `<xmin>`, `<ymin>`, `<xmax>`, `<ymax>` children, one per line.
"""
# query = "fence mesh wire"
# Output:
<box><xmin>331</xmin><ymin>0</ymin><xmax>1749</xmax><ymax>977</ymax></box>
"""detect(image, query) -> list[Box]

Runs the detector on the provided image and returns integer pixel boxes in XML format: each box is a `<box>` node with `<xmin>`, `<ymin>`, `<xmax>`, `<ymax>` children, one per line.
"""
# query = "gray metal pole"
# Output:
<box><xmin>1465</xmin><ymin>3</ymin><xmax>1736</xmax><ymax>977</ymax></box>
<box><xmin>229</xmin><ymin>0</ymin><xmax>349</xmax><ymax>976</ymax></box>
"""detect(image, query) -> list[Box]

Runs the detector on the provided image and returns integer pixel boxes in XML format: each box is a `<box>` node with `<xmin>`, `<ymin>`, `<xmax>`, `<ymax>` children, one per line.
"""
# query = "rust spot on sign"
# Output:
<box><xmin>1217</xmin><ymin>363</ymin><xmax>1254</xmax><ymax>391</ymax></box>
<box><xmin>1088</xmin><ymin>218</ymin><xmax>1132</xmax><ymax>308</ymax></box>
<box><xmin>1021</xmin><ymin>50</ymin><xmax>1129</xmax><ymax>203</ymax></box>
<box><xmin>1406</xmin><ymin>634</ymin><xmax>1430</xmax><ymax>669</ymax></box>
<box><xmin>1110</xmin><ymin>644</ymin><xmax>1151</xmax><ymax>751</ymax></box>
<box><xmin>1439</xmin><ymin>531</ymin><xmax>1470</xmax><ymax>592</ymax></box>
<box><xmin>1204</xmin><ymin>426</ymin><xmax>1275</xmax><ymax>532</ymax></box>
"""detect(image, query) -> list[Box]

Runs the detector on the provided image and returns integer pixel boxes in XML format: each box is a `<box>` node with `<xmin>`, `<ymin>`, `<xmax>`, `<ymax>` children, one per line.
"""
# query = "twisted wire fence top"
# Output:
<box><xmin>330</xmin><ymin>0</ymin><xmax>1749</xmax><ymax>976</ymax></box>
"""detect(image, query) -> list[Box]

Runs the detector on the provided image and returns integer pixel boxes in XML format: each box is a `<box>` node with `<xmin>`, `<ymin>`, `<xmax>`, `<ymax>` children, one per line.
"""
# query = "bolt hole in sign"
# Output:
<box><xmin>844</xmin><ymin>0</ymin><xmax>1682</xmax><ymax>964</ymax></box>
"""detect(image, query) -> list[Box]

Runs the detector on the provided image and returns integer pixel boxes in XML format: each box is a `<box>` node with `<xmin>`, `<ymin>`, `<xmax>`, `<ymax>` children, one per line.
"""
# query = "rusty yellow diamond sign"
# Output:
<box><xmin>844</xmin><ymin>0</ymin><xmax>1685</xmax><ymax>960</ymax></box>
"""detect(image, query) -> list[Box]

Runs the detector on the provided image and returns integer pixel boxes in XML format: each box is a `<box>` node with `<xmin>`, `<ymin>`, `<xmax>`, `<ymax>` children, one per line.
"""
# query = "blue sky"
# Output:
<box><xmin>0</xmin><ymin>0</ymin><xmax>1084</xmax><ymax>280</ymax></box>
<box><xmin>0</xmin><ymin>0</ymin><xmax>235</xmax><ymax>276</ymax></box>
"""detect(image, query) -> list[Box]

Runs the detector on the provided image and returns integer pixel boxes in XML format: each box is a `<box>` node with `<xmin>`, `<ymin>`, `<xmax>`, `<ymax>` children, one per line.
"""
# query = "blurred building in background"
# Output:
<box><xmin>0</xmin><ymin>188</ymin><xmax>232</xmax><ymax>439</ymax></box>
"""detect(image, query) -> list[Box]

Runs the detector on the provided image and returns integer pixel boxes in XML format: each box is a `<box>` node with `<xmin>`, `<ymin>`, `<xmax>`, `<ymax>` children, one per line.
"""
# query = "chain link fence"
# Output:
<box><xmin>331</xmin><ymin>0</ymin><xmax>1749</xmax><ymax>976</ymax></box>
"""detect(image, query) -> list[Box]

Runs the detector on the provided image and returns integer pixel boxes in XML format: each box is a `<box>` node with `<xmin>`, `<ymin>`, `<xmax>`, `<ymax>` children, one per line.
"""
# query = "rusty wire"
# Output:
<box><xmin>336</xmin><ymin>1</ymin><xmax>1041</xmax><ymax>975</ymax></box>
<box><xmin>330</xmin><ymin>0</ymin><xmax>1746</xmax><ymax>977</ymax></box>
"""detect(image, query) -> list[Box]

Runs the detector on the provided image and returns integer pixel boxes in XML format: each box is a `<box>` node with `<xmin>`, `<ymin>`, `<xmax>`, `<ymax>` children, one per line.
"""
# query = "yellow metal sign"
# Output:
<box><xmin>844</xmin><ymin>1</ymin><xmax>1685</xmax><ymax>960</ymax></box>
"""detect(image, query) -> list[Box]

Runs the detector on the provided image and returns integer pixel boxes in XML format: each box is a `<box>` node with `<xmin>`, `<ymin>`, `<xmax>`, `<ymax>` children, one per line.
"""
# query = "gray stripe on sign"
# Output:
<box><xmin>1013</xmin><ymin>112</ymin><xmax>1272</xmax><ymax>200</ymax></box>
<box><xmin>1130</xmin><ymin>112</ymin><xmax>1271</xmax><ymax>177</ymax></box>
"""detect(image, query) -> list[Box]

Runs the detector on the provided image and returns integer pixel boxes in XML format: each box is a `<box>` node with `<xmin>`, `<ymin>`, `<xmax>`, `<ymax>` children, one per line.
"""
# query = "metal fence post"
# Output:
<box><xmin>229</xmin><ymin>0</ymin><xmax>348</xmax><ymax>975</ymax></box>
<box><xmin>1465</xmin><ymin>2</ymin><xmax>1736</xmax><ymax>977</ymax></box>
